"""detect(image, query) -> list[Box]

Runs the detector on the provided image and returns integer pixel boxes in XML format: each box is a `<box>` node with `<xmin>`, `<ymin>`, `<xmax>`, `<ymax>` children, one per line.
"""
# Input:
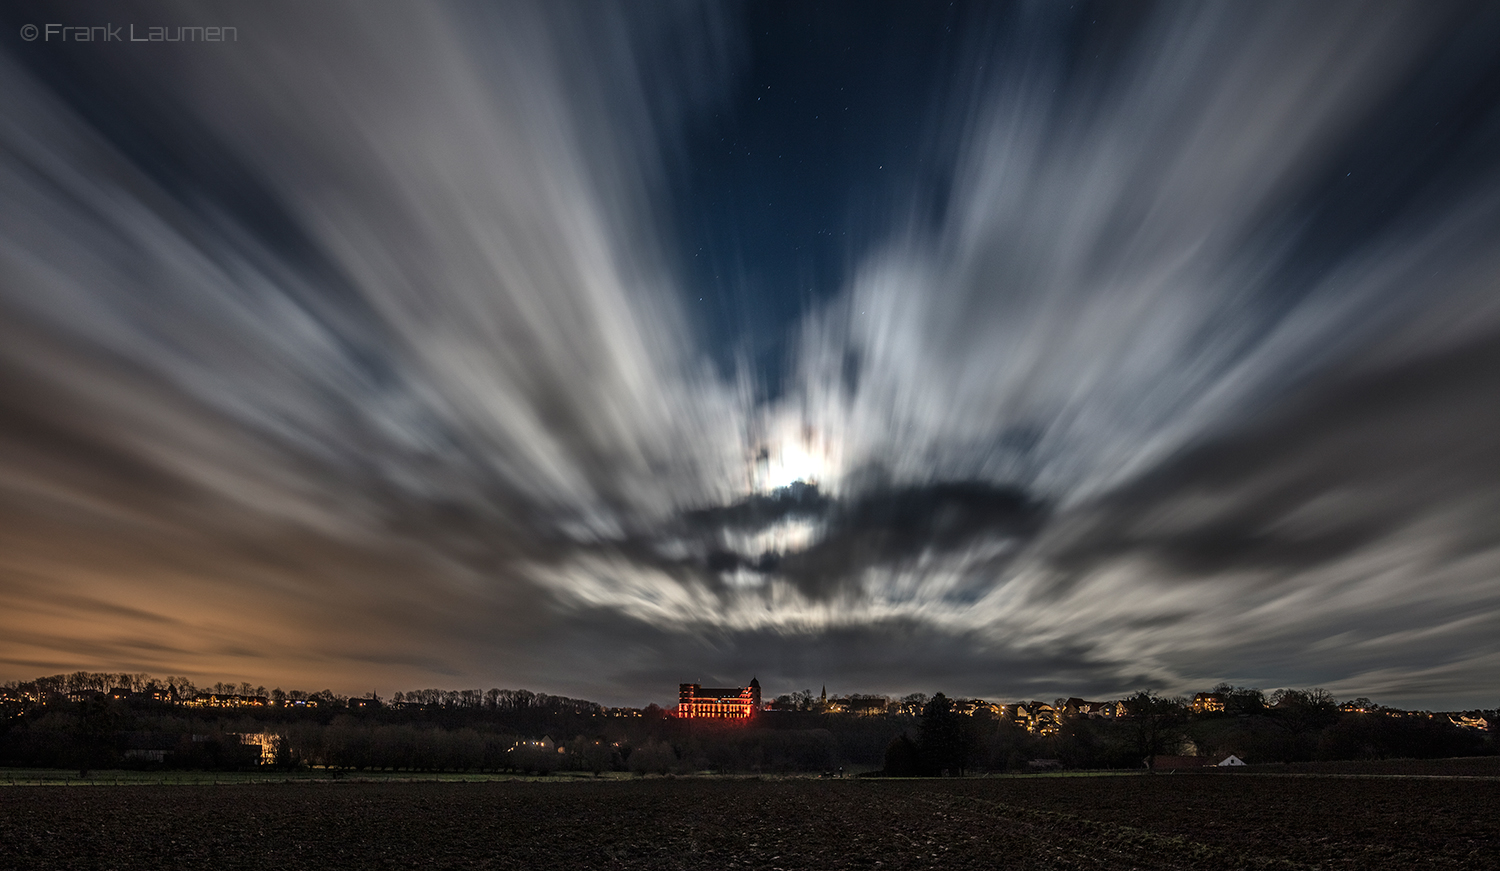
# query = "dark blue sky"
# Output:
<box><xmin>2</xmin><ymin>1</ymin><xmax>1500</xmax><ymax>709</ymax></box>
<box><xmin>669</xmin><ymin>0</ymin><xmax>989</xmax><ymax>384</ymax></box>
<box><xmin>669</xmin><ymin>0</ymin><xmax>1500</xmax><ymax>391</ymax></box>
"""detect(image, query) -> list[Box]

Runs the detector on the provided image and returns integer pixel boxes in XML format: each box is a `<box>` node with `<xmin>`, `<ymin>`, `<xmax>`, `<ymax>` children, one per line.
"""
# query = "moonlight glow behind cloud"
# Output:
<box><xmin>2</xmin><ymin>0</ymin><xmax>1499</xmax><ymax>708</ymax></box>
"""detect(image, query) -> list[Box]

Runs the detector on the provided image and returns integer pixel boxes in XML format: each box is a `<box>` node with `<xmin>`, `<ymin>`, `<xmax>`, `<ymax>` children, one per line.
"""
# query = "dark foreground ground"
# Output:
<box><xmin>3</xmin><ymin>774</ymin><xmax>1496</xmax><ymax>870</ymax></box>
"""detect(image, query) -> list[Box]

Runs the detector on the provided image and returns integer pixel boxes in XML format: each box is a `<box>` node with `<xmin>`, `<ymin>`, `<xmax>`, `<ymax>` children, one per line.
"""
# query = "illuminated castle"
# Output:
<box><xmin>675</xmin><ymin>678</ymin><xmax>761</xmax><ymax>719</ymax></box>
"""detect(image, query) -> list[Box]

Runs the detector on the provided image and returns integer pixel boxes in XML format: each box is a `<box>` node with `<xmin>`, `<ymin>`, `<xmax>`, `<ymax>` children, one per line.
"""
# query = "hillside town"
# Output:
<box><xmin>3</xmin><ymin>673</ymin><xmax>1495</xmax><ymax>737</ymax></box>
<box><xmin>672</xmin><ymin>680</ymin><xmax>1494</xmax><ymax>737</ymax></box>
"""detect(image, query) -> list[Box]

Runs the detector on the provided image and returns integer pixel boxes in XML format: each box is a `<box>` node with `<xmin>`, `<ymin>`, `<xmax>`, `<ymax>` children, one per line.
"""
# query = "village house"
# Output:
<box><xmin>1190</xmin><ymin>693</ymin><xmax>1226</xmax><ymax>714</ymax></box>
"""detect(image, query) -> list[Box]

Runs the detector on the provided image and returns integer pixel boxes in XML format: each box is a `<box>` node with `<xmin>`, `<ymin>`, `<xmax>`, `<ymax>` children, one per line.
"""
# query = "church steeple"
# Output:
<box><xmin>820</xmin><ymin>685</ymin><xmax>826</xmax><ymax>702</ymax></box>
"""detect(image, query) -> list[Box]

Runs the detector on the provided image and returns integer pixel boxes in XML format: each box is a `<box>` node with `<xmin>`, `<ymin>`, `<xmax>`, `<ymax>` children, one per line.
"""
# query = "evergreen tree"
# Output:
<box><xmin>918</xmin><ymin>692</ymin><xmax>971</xmax><ymax>776</ymax></box>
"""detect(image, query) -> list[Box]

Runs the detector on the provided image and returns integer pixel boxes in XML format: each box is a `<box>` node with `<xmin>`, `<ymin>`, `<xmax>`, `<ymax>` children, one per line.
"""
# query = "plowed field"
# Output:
<box><xmin>2</xmin><ymin>775</ymin><xmax>1495</xmax><ymax>869</ymax></box>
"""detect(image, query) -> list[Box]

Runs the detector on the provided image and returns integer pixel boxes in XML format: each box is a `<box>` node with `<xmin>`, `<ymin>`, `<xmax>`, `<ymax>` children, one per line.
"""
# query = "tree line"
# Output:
<box><xmin>2</xmin><ymin>673</ymin><xmax>1493</xmax><ymax>774</ymax></box>
<box><xmin>2</xmin><ymin>672</ymin><xmax>606</xmax><ymax>715</ymax></box>
<box><xmin>875</xmin><ymin>689</ymin><xmax>1496</xmax><ymax>776</ymax></box>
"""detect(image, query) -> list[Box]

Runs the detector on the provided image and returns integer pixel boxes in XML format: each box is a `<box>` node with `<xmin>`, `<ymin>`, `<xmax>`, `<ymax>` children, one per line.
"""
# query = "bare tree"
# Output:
<box><xmin>1125</xmin><ymin>690</ymin><xmax>1187</xmax><ymax>767</ymax></box>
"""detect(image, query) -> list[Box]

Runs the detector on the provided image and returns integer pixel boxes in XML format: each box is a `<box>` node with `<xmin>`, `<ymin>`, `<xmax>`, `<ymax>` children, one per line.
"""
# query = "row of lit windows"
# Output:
<box><xmin>678</xmin><ymin>699</ymin><xmax>754</xmax><ymax>718</ymax></box>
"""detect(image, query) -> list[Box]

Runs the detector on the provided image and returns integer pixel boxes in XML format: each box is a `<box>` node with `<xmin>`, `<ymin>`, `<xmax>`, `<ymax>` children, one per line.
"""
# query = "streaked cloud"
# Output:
<box><xmin>1</xmin><ymin>0</ymin><xmax>1498</xmax><ymax>708</ymax></box>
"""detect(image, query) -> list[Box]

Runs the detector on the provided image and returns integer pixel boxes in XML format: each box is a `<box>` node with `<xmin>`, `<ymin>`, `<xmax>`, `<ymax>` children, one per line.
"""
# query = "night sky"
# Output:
<box><xmin>3</xmin><ymin>1</ymin><xmax>1500</xmax><ymax>709</ymax></box>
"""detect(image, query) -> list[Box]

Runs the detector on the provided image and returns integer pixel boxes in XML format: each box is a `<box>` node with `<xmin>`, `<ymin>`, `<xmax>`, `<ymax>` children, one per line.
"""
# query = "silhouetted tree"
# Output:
<box><xmin>270</xmin><ymin>734</ymin><xmax>295</xmax><ymax>769</ymax></box>
<box><xmin>918</xmin><ymin>693</ymin><xmax>971</xmax><ymax>775</ymax></box>
<box><xmin>627</xmin><ymin>739</ymin><xmax>677</xmax><ymax>775</ymax></box>
<box><xmin>1269</xmin><ymin>688</ymin><xmax>1340</xmax><ymax>753</ymax></box>
<box><xmin>900</xmin><ymin>693</ymin><xmax>929</xmax><ymax>715</ymax></box>
<box><xmin>882</xmin><ymin>733</ymin><xmax>922</xmax><ymax>776</ymax></box>
<box><xmin>1125</xmin><ymin>690</ymin><xmax>1187</xmax><ymax>767</ymax></box>
<box><xmin>75</xmin><ymin>694</ymin><xmax>121</xmax><ymax>771</ymax></box>
<box><xmin>567</xmin><ymin>736</ymin><xmax>613</xmax><ymax>774</ymax></box>
<box><xmin>1213</xmin><ymin>683</ymin><xmax>1267</xmax><ymax>716</ymax></box>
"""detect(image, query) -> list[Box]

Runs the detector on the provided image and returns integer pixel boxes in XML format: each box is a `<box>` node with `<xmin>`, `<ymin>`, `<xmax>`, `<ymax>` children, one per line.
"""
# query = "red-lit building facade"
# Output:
<box><xmin>675</xmin><ymin>678</ymin><xmax>761</xmax><ymax>719</ymax></box>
